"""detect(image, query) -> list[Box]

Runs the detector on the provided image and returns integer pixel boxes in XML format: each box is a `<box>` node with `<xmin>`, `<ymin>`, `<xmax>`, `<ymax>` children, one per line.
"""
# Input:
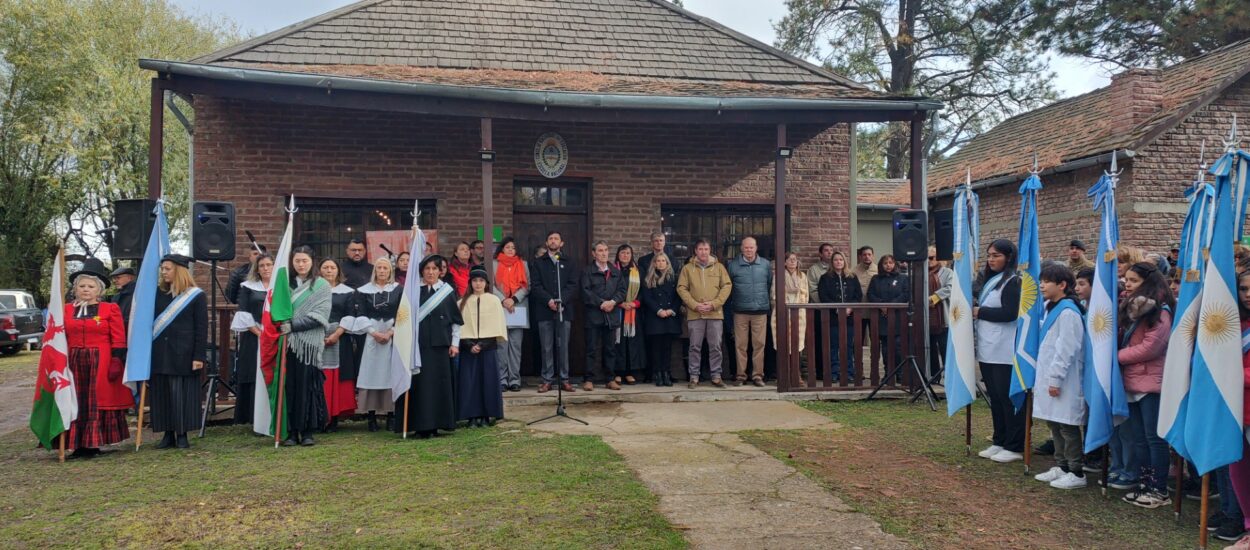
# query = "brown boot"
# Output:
<box><xmin>607</xmin><ymin>380</ymin><xmax>621</xmax><ymax>390</ymax></box>
<box><xmin>561</xmin><ymin>382</ymin><xmax>576</xmax><ymax>392</ymax></box>
<box><xmin>537</xmin><ymin>383</ymin><xmax>552</xmax><ymax>393</ymax></box>
<box><xmin>582</xmin><ymin>381</ymin><xmax>594</xmax><ymax>391</ymax></box>
<box><xmin>752</xmin><ymin>377</ymin><xmax>766</xmax><ymax>387</ymax></box>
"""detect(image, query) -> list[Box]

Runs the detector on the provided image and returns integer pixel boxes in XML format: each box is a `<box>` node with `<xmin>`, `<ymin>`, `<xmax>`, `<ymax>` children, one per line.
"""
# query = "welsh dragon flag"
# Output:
<box><xmin>255</xmin><ymin>197</ymin><xmax>295</xmax><ymax>438</ymax></box>
<box><xmin>30</xmin><ymin>248</ymin><xmax>76</xmax><ymax>449</ymax></box>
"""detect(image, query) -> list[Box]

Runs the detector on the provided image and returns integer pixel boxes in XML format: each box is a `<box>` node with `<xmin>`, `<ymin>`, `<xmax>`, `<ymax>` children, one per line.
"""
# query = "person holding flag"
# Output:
<box><xmin>277</xmin><ymin>246</ymin><xmax>332</xmax><ymax>447</ymax></box>
<box><xmin>1010</xmin><ymin>173</ymin><xmax>1044</xmax><ymax>413</ymax></box>
<box><xmin>397</xmin><ymin>254</ymin><xmax>463</xmax><ymax>439</ymax></box>
<box><xmin>60</xmin><ymin>261</ymin><xmax>133</xmax><ymax>457</ymax></box>
<box><xmin>974</xmin><ymin>239</ymin><xmax>1025</xmax><ymax>463</ymax></box>
<box><xmin>149</xmin><ymin>254</ymin><xmax>206</xmax><ymax>450</ymax></box>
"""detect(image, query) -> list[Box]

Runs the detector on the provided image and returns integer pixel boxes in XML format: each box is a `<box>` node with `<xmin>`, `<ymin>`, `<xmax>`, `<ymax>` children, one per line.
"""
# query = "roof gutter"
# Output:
<box><xmin>929</xmin><ymin>149</ymin><xmax>1136</xmax><ymax>199</ymax></box>
<box><xmin>139</xmin><ymin>59</ymin><xmax>944</xmax><ymax>112</ymax></box>
<box><xmin>857</xmin><ymin>203</ymin><xmax>907</xmax><ymax>211</ymax></box>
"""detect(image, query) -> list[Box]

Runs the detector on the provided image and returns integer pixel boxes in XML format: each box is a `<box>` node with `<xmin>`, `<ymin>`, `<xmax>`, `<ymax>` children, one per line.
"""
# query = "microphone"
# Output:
<box><xmin>379</xmin><ymin>243</ymin><xmax>395</xmax><ymax>256</ymax></box>
<box><xmin>95</xmin><ymin>226</ymin><xmax>117</xmax><ymax>235</ymax></box>
<box><xmin>244</xmin><ymin>230</ymin><xmax>261</xmax><ymax>253</ymax></box>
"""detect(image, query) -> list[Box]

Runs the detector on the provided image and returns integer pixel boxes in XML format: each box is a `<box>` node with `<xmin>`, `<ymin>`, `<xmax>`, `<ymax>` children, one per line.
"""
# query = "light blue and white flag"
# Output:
<box><xmin>1009</xmin><ymin>174</ymin><xmax>1043</xmax><ymax>412</ymax></box>
<box><xmin>122</xmin><ymin>200</ymin><xmax>170</xmax><ymax>384</ymax></box>
<box><xmin>1158</xmin><ymin>178</ymin><xmax>1216</xmax><ymax>461</ymax></box>
<box><xmin>945</xmin><ymin>183</ymin><xmax>979</xmax><ymax>416</ymax></box>
<box><xmin>1183</xmin><ymin>150</ymin><xmax>1249</xmax><ymax>475</ymax></box>
<box><xmin>1082</xmin><ymin>174</ymin><xmax>1129</xmax><ymax>453</ymax></box>
<box><xmin>390</xmin><ymin>215</ymin><xmax>427</xmax><ymax>399</ymax></box>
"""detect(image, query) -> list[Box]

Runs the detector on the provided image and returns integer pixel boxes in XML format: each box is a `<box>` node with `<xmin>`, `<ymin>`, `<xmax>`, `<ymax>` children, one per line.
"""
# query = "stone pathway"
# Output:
<box><xmin>508</xmin><ymin>401</ymin><xmax>908</xmax><ymax>549</ymax></box>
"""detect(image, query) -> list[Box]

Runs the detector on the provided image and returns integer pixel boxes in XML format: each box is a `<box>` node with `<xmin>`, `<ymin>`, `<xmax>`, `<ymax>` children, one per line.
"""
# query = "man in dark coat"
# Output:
<box><xmin>108</xmin><ymin>267</ymin><xmax>137</xmax><ymax>326</ymax></box>
<box><xmin>580</xmin><ymin>241</ymin><xmax>625</xmax><ymax>391</ymax></box>
<box><xmin>528</xmin><ymin>230</ymin><xmax>579</xmax><ymax>393</ymax></box>
<box><xmin>224</xmin><ymin>244</ymin><xmax>267</xmax><ymax>304</ymax></box>
<box><xmin>340</xmin><ymin>239</ymin><xmax>373</xmax><ymax>289</ymax></box>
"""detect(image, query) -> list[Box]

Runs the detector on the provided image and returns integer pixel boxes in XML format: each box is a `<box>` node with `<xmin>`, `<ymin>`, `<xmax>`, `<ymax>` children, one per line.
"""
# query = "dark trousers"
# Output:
<box><xmin>929</xmin><ymin>329</ymin><xmax>947</xmax><ymax>380</ymax></box>
<box><xmin>584</xmin><ymin>324</ymin><xmax>618</xmax><ymax>383</ymax></box>
<box><xmin>646</xmin><ymin>334</ymin><xmax>674</xmax><ymax>378</ymax></box>
<box><xmin>981</xmin><ymin>362</ymin><xmax>1025</xmax><ymax>452</ymax></box>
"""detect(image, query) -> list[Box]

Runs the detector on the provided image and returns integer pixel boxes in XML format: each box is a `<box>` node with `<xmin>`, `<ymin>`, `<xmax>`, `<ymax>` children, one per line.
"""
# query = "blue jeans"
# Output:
<box><xmin>1109</xmin><ymin>423</ymin><xmax>1139</xmax><ymax>482</ymax></box>
<box><xmin>1216</xmin><ymin>465</ymin><xmax>1244</xmax><ymax>520</ymax></box>
<box><xmin>829</xmin><ymin>321</ymin><xmax>855</xmax><ymax>381</ymax></box>
<box><xmin>1123</xmin><ymin>394</ymin><xmax>1170</xmax><ymax>492</ymax></box>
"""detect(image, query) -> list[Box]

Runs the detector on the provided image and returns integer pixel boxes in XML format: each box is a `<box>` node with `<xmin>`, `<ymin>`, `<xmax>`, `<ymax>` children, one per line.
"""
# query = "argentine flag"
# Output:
<box><xmin>1157</xmin><ymin>179</ymin><xmax>1216</xmax><ymax>461</ymax></box>
<box><xmin>944</xmin><ymin>183</ymin><xmax>979</xmax><ymax>416</ymax></box>
<box><xmin>1082</xmin><ymin>173</ymin><xmax>1128</xmax><ymax>453</ymax></box>
<box><xmin>1182</xmin><ymin>150</ymin><xmax>1250</xmax><ymax>475</ymax></box>
<box><xmin>122</xmin><ymin>200</ymin><xmax>171</xmax><ymax>384</ymax></box>
<box><xmin>1009</xmin><ymin>174</ymin><xmax>1043</xmax><ymax>411</ymax></box>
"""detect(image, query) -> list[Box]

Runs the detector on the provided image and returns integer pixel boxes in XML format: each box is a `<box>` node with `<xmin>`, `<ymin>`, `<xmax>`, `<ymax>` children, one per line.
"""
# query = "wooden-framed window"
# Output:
<box><xmin>295</xmin><ymin>198</ymin><xmax>437</xmax><ymax>261</ymax></box>
<box><xmin>661</xmin><ymin>204</ymin><xmax>790</xmax><ymax>265</ymax></box>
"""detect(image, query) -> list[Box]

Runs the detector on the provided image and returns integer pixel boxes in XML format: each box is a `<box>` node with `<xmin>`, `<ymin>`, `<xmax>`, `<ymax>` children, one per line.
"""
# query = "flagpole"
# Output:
<box><xmin>1200</xmin><ymin>474</ymin><xmax>1211</xmax><ymax>549</ymax></box>
<box><xmin>965</xmin><ymin>405</ymin><xmax>971</xmax><ymax>456</ymax></box>
<box><xmin>402</xmin><ymin>392</ymin><xmax>410</xmax><ymax>439</ymax></box>
<box><xmin>1101</xmin><ymin>446</ymin><xmax>1109</xmax><ymax>497</ymax></box>
<box><xmin>1023</xmin><ymin>392</ymin><xmax>1033</xmax><ymax>474</ymax></box>
<box><xmin>274</xmin><ymin>334</ymin><xmax>289</xmax><ymax>448</ymax></box>
<box><xmin>134</xmin><ymin>382</ymin><xmax>147</xmax><ymax>451</ymax></box>
<box><xmin>58</xmin><ymin>432</ymin><xmax>66</xmax><ymax>463</ymax></box>
<box><xmin>1173</xmin><ymin>451</ymin><xmax>1184</xmax><ymax>519</ymax></box>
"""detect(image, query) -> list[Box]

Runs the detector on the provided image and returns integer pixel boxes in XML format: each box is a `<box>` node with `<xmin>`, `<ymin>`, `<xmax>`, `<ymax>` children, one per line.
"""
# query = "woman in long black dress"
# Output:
<box><xmin>280</xmin><ymin>246</ymin><xmax>331</xmax><ymax>447</ymax></box>
<box><xmin>457</xmin><ymin>266</ymin><xmax>506</xmax><ymax>426</ymax></box>
<box><xmin>150</xmin><ymin>254</ymin><xmax>207</xmax><ymax>450</ymax></box>
<box><xmin>397</xmin><ymin>255</ymin><xmax>463</xmax><ymax>438</ymax></box>
<box><xmin>640</xmin><ymin>252</ymin><xmax>681</xmax><ymax>387</ymax></box>
<box><xmin>231</xmin><ymin>253</ymin><xmax>273</xmax><ymax>425</ymax></box>
<box><xmin>319</xmin><ymin>258</ymin><xmax>358</xmax><ymax>432</ymax></box>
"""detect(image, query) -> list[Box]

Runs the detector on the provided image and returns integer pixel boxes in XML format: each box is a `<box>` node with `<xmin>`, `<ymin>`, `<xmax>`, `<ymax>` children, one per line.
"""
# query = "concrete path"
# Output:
<box><xmin>509</xmin><ymin>402</ymin><xmax>908</xmax><ymax>549</ymax></box>
<box><xmin>502</xmin><ymin>378</ymin><xmax>917</xmax><ymax>407</ymax></box>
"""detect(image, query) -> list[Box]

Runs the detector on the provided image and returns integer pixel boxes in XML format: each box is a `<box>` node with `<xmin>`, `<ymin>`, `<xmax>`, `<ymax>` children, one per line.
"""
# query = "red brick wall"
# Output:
<box><xmin>190</xmin><ymin>97</ymin><xmax>852</xmax><ymax>294</ymax></box>
<box><xmin>931</xmin><ymin>74</ymin><xmax>1250</xmax><ymax>263</ymax></box>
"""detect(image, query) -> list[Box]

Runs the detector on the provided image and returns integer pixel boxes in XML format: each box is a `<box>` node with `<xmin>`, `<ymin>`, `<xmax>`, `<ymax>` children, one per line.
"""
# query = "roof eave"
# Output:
<box><xmin>139</xmin><ymin>59</ymin><xmax>943</xmax><ymax>113</ymax></box>
<box><xmin>929</xmin><ymin>149</ymin><xmax>1135</xmax><ymax>199</ymax></box>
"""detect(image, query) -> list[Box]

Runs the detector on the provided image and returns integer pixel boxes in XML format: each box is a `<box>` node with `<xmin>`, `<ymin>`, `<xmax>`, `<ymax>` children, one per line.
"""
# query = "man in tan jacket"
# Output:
<box><xmin>677</xmin><ymin>239</ymin><xmax>733</xmax><ymax>388</ymax></box>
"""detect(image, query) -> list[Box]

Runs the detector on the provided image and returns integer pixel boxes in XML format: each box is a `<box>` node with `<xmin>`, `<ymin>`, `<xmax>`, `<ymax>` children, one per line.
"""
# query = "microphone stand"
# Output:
<box><xmin>529</xmin><ymin>251</ymin><xmax>587</xmax><ymax>426</ymax></box>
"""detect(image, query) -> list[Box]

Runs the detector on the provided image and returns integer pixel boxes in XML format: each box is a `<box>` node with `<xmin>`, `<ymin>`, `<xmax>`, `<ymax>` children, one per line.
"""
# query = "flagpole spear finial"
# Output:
<box><xmin>1225</xmin><ymin>114</ymin><xmax>1239</xmax><ymax>152</ymax></box>
<box><xmin>1196</xmin><ymin>138</ymin><xmax>1209</xmax><ymax>186</ymax></box>
<box><xmin>1030</xmin><ymin>152</ymin><xmax>1040</xmax><ymax>176</ymax></box>
<box><xmin>1105</xmin><ymin>150</ymin><xmax>1123</xmax><ymax>187</ymax></box>
<box><xmin>285</xmin><ymin>194</ymin><xmax>298</xmax><ymax>214</ymax></box>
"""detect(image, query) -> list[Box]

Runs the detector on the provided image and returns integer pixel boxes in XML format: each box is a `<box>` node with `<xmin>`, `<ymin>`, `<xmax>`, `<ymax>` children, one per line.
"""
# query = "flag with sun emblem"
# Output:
<box><xmin>1158</xmin><ymin>178</ymin><xmax>1216</xmax><ymax>462</ymax></box>
<box><xmin>1082</xmin><ymin>172</ymin><xmax>1129</xmax><ymax>453</ymax></box>
<box><xmin>390</xmin><ymin>218</ymin><xmax>426</xmax><ymax>400</ymax></box>
<box><xmin>1182</xmin><ymin>149</ymin><xmax>1249</xmax><ymax>474</ymax></box>
<box><xmin>1009</xmin><ymin>174</ymin><xmax>1043</xmax><ymax>412</ymax></box>
<box><xmin>944</xmin><ymin>183</ymin><xmax>980</xmax><ymax>416</ymax></box>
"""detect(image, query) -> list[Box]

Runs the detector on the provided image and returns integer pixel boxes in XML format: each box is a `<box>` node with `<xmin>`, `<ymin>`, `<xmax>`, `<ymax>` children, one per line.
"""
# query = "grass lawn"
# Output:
<box><xmin>742</xmin><ymin>400</ymin><xmax>1219</xmax><ymax>550</ymax></box>
<box><xmin>0</xmin><ymin>411</ymin><xmax>684</xmax><ymax>548</ymax></box>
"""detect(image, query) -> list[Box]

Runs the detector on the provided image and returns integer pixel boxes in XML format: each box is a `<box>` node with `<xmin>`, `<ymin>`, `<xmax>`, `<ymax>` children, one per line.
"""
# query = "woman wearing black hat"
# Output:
<box><xmin>457</xmin><ymin>266</ymin><xmax>507</xmax><ymax>426</ymax></box>
<box><xmin>62</xmin><ymin>262</ymin><xmax>132</xmax><ymax>457</ymax></box>
<box><xmin>397</xmin><ymin>255</ymin><xmax>463</xmax><ymax>438</ymax></box>
<box><xmin>150</xmin><ymin>254</ymin><xmax>207</xmax><ymax>449</ymax></box>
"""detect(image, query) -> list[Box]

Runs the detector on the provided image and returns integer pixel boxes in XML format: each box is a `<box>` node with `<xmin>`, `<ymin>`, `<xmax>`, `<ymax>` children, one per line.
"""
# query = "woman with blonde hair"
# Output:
<box><xmin>59</xmin><ymin>261</ymin><xmax>131</xmax><ymax>457</ymax></box>
<box><xmin>770</xmin><ymin>251</ymin><xmax>808</xmax><ymax>358</ymax></box>
<box><xmin>149</xmin><ymin>254</ymin><xmax>207</xmax><ymax>450</ymax></box>
<box><xmin>354</xmin><ymin>256</ymin><xmax>402</xmax><ymax>432</ymax></box>
<box><xmin>230</xmin><ymin>252</ymin><xmax>273</xmax><ymax>425</ymax></box>
<box><xmin>640</xmin><ymin>252</ymin><xmax>681</xmax><ymax>386</ymax></box>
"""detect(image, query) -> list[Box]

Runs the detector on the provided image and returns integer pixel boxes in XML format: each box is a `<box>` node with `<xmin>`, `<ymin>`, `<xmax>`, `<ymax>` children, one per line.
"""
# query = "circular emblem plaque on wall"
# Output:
<box><xmin>534</xmin><ymin>132</ymin><xmax>569</xmax><ymax>179</ymax></box>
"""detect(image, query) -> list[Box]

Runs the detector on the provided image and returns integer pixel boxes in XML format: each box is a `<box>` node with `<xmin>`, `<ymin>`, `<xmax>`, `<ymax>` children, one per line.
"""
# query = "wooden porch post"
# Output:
<box><xmin>909</xmin><ymin>114</ymin><xmax>928</xmax><ymax>370</ymax></box>
<box><xmin>481</xmin><ymin>118</ymin><xmax>494</xmax><ymax>278</ymax></box>
<box><xmin>774</xmin><ymin>124</ymin><xmax>789</xmax><ymax>392</ymax></box>
<box><xmin>147</xmin><ymin>78</ymin><xmax>165</xmax><ymax>199</ymax></box>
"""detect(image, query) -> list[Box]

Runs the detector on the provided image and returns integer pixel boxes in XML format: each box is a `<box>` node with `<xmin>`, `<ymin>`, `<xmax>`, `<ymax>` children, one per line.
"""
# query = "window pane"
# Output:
<box><xmin>660</xmin><ymin>205</ymin><xmax>786</xmax><ymax>264</ymax></box>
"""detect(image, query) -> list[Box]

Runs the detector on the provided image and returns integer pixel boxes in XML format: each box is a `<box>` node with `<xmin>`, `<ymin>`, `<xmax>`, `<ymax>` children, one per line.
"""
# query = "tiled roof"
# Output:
<box><xmin>857</xmin><ymin>178</ymin><xmax>910</xmax><ymax>207</ymax></box>
<box><xmin>192</xmin><ymin>0</ymin><xmax>880</xmax><ymax>99</ymax></box>
<box><xmin>929</xmin><ymin>38</ymin><xmax>1250</xmax><ymax>193</ymax></box>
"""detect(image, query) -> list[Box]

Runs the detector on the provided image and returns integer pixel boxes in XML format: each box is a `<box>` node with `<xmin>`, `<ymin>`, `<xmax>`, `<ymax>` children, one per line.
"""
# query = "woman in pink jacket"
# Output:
<box><xmin>1117</xmin><ymin>261</ymin><xmax>1175</xmax><ymax>509</ymax></box>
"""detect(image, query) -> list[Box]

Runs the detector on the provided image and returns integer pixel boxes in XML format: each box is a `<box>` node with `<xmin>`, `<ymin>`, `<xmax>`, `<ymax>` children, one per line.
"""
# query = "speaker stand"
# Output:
<box><xmin>199</xmin><ymin>259</ymin><xmax>236</xmax><ymax>437</ymax></box>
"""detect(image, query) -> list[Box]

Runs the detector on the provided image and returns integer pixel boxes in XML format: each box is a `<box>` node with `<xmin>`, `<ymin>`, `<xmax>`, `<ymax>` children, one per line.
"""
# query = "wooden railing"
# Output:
<box><xmin>207</xmin><ymin>304</ymin><xmax>237</xmax><ymax>402</ymax></box>
<box><xmin>778</xmin><ymin>302</ymin><xmax>923</xmax><ymax>392</ymax></box>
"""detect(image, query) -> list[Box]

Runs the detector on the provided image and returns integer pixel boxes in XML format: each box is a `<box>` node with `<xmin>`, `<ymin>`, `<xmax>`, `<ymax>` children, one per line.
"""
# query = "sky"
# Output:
<box><xmin>171</xmin><ymin>0</ymin><xmax>1112</xmax><ymax>99</ymax></box>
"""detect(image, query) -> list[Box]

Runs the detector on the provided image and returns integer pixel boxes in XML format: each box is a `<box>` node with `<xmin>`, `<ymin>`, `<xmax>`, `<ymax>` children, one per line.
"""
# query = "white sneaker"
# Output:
<box><xmin>1034</xmin><ymin>466</ymin><xmax>1065</xmax><ymax>483</ymax></box>
<box><xmin>978</xmin><ymin>445</ymin><xmax>1004</xmax><ymax>459</ymax></box>
<box><xmin>990</xmin><ymin>449</ymin><xmax>1024</xmax><ymax>463</ymax></box>
<box><xmin>1050</xmin><ymin>472</ymin><xmax>1088</xmax><ymax>490</ymax></box>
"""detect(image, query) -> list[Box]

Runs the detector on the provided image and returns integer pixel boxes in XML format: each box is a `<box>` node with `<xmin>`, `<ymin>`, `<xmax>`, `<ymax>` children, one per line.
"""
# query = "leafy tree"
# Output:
<box><xmin>1026</xmin><ymin>0</ymin><xmax>1250</xmax><ymax>68</ymax></box>
<box><xmin>0</xmin><ymin>0</ymin><xmax>237</xmax><ymax>301</ymax></box>
<box><xmin>775</xmin><ymin>0</ymin><xmax>1057</xmax><ymax>178</ymax></box>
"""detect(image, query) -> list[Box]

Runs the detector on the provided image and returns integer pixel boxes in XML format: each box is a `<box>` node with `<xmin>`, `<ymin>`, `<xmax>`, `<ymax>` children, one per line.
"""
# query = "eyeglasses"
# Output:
<box><xmin>928</xmin><ymin>256</ymin><xmax>936</xmax><ymax>261</ymax></box>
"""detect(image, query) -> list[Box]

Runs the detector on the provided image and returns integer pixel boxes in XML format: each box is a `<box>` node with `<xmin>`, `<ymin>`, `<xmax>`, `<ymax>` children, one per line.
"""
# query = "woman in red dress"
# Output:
<box><xmin>63</xmin><ymin>264</ymin><xmax>132</xmax><ymax>458</ymax></box>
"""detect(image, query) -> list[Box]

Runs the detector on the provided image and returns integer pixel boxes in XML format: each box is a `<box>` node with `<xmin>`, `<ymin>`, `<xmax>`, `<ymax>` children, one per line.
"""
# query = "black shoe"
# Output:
<box><xmin>300</xmin><ymin>434</ymin><xmax>315</xmax><ymax>446</ymax></box>
<box><xmin>486</xmin><ymin>417</ymin><xmax>496</xmax><ymax>427</ymax></box>
<box><xmin>1215</xmin><ymin>519</ymin><xmax>1247</xmax><ymax>541</ymax></box>
<box><xmin>156</xmin><ymin>431</ymin><xmax>176</xmax><ymax>449</ymax></box>
<box><xmin>509</xmin><ymin>384</ymin><xmax>521</xmax><ymax>392</ymax></box>
<box><xmin>68</xmin><ymin>448</ymin><xmax>89</xmax><ymax>459</ymax></box>
<box><xmin>175</xmin><ymin>433</ymin><xmax>190</xmax><ymax>449</ymax></box>
<box><xmin>367</xmin><ymin>412</ymin><xmax>379</xmax><ymax>432</ymax></box>
<box><xmin>1034</xmin><ymin>439</ymin><xmax>1055</xmax><ymax>456</ymax></box>
<box><xmin>1207</xmin><ymin>511</ymin><xmax>1228</xmax><ymax>531</ymax></box>
<box><xmin>655</xmin><ymin>372</ymin><xmax>666</xmax><ymax>387</ymax></box>
<box><xmin>325</xmin><ymin>418</ymin><xmax>338</xmax><ymax>433</ymax></box>
<box><xmin>663</xmin><ymin>372</ymin><xmax>674</xmax><ymax>386</ymax></box>
<box><xmin>386</xmin><ymin>414</ymin><xmax>395</xmax><ymax>432</ymax></box>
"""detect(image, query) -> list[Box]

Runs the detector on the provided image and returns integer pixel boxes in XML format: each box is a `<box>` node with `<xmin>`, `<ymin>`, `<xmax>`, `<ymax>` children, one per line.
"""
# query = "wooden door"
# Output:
<box><xmin>513</xmin><ymin>212</ymin><xmax>589</xmax><ymax>377</ymax></box>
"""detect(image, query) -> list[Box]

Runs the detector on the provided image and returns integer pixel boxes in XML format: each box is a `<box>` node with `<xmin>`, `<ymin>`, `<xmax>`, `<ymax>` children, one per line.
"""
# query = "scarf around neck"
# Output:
<box><xmin>289</xmin><ymin>277</ymin><xmax>331</xmax><ymax>366</ymax></box>
<box><xmin>619</xmin><ymin>262</ymin><xmax>640</xmax><ymax>337</ymax></box>
<box><xmin>495</xmin><ymin>253</ymin><xmax>528</xmax><ymax>297</ymax></box>
<box><xmin>449</xmin><ymin>258</ymin><xmax>471</xmax><ymax>295</ymax></box>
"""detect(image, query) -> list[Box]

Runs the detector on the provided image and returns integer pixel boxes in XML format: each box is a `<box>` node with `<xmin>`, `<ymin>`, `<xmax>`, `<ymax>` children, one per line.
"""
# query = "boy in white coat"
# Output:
<box><xmin>1033</xmin><ymin>264</ymin><xmax>1088</xmax><ymax>490</ymax></box>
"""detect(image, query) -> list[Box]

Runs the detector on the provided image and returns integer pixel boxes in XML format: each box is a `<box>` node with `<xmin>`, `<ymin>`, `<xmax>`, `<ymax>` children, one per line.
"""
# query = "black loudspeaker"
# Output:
<box><xmin>111</xmin><ymin>199</ymin><xmax>158</xmax><ymax>260</ymax></box>
<box><xmin>933</xmin><ymin>209</ymin><xmax>954</xmax><ymax>261</ymax></box>
<box><xmin>192</xmin><ymin>201</ymin><xmax>236</xmax><ymax>261</ymax></box>
<box><xmin>892</xmin><ymin>209</ymin><xmax>928</xmax><ymax>262</ymax></box>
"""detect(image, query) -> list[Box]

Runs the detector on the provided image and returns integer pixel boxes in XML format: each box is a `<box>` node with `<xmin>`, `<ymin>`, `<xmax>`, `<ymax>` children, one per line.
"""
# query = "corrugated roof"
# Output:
<box><xmin>191</xmin><ymin>0</ymin><xmax>877</xmax><ymax>99</ymax></box>
<box><xmin>928</xmin><ymin>38</ymin><xmax>1250</xmax><ymax>193</ymax></box>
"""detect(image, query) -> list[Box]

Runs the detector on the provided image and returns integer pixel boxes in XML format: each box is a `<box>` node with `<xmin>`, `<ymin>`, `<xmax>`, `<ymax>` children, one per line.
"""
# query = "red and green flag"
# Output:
<box><xmin>256</xmin><ymin>197</ymin><xmax>295</xmax><ymax>439</ymax></box>
<box><xmin>30</xmin><ymin>248</ymin><xmax>76</xmax><ymax>449</ymax></box>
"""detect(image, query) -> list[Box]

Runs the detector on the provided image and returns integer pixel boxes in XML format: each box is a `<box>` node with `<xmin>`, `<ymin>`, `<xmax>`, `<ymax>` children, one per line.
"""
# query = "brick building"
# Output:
<box><xmin>929</xmin><ymin>39</ymin><xmax>1250</xmax><ymax>259</ymax></box>
<box><xmin>139</xmin><ymin>0</ymin><xmax>939</xmax><ymax>383</ymax></box>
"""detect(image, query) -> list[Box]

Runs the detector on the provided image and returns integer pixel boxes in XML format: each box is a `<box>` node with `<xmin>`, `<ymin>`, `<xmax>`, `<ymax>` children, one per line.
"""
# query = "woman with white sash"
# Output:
<box><xmin>399</xmin><ymin>255</ymin><xmax>463</xmax><ymax>439</ymax></box>
<box><xmin>973</xmin><ymin>239</ymin><xmax>1024</xmax><ymax>463</ymax></box>
<box><xmin>230</xmin><ymin>253</ymin><xmax>272</xmax><ymax>425</ymax></box>
<box><xmin>149</xmin><ymin>254</ymin><xmax>207</xmax><ymax>450</ymax></box>
<box><xmin>355</xmin><ymin>257</ymin><xmax>402</xmax><ymax>432</ymax></box>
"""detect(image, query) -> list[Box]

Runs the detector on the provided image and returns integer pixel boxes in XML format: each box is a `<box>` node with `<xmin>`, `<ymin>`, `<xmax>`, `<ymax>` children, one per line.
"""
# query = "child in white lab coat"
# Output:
<box><xmin>1032</xmin><ymin>264</ymin><xmax>1088</xmax><ymax>490</ymax></box>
